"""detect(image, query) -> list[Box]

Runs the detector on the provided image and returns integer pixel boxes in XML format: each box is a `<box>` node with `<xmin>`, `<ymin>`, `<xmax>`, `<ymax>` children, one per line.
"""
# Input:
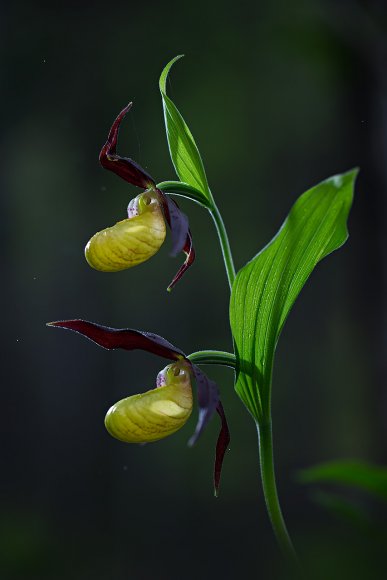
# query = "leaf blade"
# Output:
<box><xmin>230</xmin><ymin>170</ymin><xmax>358</xmax><ymax>421</ymax></box>
<box><xmin>297</xmin><ymin>460</ymin><xmax>387</xmax><ymax>502</ymax></box>
<box><xmin>159</xmin><ymin>56</ymin><xmax>212</xmax><ymax>203</ymax></box>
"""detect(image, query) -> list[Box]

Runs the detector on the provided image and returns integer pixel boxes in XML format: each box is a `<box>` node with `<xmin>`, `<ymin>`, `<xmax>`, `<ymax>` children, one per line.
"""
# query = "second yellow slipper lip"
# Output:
<box><xmin>104</xmin><ymin>363</ymin><xmax>193</xmax><ymax>443</ymax></box>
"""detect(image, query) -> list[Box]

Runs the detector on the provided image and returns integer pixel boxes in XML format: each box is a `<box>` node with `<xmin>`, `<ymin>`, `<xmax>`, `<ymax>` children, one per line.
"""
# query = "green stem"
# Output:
<box><xmin>156</xmin><ymin>181</ymin><xmax>236</xmax><ymax>290</ymax></box>
<box><xmin>187</xmin><ymin>350</ymin><xmax>236</xmax><ymax>368</ymax></box>
<box><xmin>209</xmin><ymin>203</ymin><xmax>236</xmax><ymax>290</ymax></box>
<box><xmin>200</xmin><ymin>198</ymin><xmax>297</xmax><ymax>564</ymax></box>
<box><xmin>258</xmin><ymin>419</ymin><xmax>298</xmax><ymax>565</ymax></box>
<box><xmin>161</xmin><ymin>181</ymin><xmax>295</xmax><ymax>561</ymax></box>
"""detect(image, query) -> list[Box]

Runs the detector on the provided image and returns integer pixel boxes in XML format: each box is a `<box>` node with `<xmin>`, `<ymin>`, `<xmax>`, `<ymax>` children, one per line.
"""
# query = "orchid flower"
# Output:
<box><xmin>85</xmin><ymin>103</ymin><xmax>195</xmax><ymax>291</ymax></box>
<box><xmin>47</xmin><ymin>319</ymin><xmax>230</xmax><ymax>495</ymax></box>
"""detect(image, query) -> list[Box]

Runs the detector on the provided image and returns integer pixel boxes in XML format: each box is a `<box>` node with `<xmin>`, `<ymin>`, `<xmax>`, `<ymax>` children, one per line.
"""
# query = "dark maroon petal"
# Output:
<box><xmin>167</xmin><ymin>231</ymin><xmax>195</xmax><ymax>292</ymax></box>
<box><xmin>214</xmin><ymin>401</ymin><xmax>230</xmax><ymax>497</ymax></box>
<box><xmin>188</xmin><ymin>364</ymin><xmax>220</xmax><ymax>446</ymax></box>
<box><xmin>47</xmin><ymin>320</ymin><xmax>184</xmax><ymax>360</ymax></box>
<box><xmin>99</xmin><ymin>103</ymin><xmax>155</xmax><ymax>190</ymax></box>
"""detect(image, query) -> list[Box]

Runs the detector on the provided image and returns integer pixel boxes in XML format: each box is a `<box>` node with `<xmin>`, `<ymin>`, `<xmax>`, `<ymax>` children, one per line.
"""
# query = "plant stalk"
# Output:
<box><xmin>208</xmin><ymin>202</ymin><xmax>297</xmax><ymax>564</ymax></box>
<box><xmin>258</xmin><ymin>419</ymin><xmax>298</xmax><ymax>565</ymax></box>
<box><xmin>209</xmin><ymin>203</ymin><xmax>236</xmax><ymax>290</ymax></box>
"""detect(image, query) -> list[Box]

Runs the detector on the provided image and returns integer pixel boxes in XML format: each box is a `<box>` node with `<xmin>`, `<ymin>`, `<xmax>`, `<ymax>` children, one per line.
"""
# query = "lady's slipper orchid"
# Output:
<box><xmin>87</xmin><ymin>103</ymin><xmax>195</xmax><ymax>291</ymax></box>
<box><xmin>47</xmin><ymin>319</ymin><xmax>230</xmax><ymax>495</ymax></box>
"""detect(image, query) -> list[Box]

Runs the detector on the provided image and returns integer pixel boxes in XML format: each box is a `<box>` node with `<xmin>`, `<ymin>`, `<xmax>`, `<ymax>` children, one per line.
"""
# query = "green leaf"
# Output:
<box><xmin>159</xmin><ymin>56</ymin><xmax>213</xmax><ymax>205</ymax></box>
<box><xmin>156</xmin><ymin>180</ymin><xmax>211</xmax><ymax>208</ymax></box>
<box><xmin>229</xmin><ymin>170</ymin><xmax>358</xmax><ymax>422</ymax></box>
<box><xmin>297</xmin><ymin>460</ymin><xmax>387</xmax><ymax>502</ymax></box>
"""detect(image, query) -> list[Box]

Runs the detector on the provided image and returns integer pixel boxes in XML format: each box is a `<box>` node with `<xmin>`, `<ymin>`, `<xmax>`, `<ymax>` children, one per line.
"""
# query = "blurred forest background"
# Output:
<box><xmin>2</xmin><ymin>0</ymin><xmax>387</xmax><ymax>578</ymax></box>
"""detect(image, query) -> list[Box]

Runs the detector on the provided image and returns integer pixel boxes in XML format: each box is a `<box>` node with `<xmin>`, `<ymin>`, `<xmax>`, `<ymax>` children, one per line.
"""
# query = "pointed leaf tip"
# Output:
<box><xmin>159</xmin><ymin>56</ymin><xmax>212</xmax><ymax>202</ymax></box>
<box><xmin>159</xmin><ymin>55</ymin><xmax>185</xmax><ymax>94</ymax></box>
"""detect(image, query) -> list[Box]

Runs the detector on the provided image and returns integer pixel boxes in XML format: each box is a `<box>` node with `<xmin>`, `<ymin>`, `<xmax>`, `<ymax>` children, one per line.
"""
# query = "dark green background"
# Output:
<box><xmin>3</xmin><ymin>0</ymin><xmax>386</xmax><ymax>578</ymax></box>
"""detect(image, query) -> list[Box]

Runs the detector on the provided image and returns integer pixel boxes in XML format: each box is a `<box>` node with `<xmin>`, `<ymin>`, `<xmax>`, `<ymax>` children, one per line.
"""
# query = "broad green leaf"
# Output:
<box><xmin>229</xmin><ymin>170</ymin><xmax>357</xmax><ymax>422</ymax></box>
<box><xmin>297</xmin><ymin>460</ymin><xmax>387</xmax><ymax>501</ymax></box>
<box><xmin>159</xmin><ymin>56</ymin><xmax>213</xmax><ymax>205</ymax></box>
<box><xmin>157</xmin><ymin>180</ymin><xmax>211</xmax><ymax>208</ymax></box>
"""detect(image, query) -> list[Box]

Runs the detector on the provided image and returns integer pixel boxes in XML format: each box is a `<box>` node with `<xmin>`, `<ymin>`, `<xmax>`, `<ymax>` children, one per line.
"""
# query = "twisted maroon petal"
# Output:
<box><xmin>156</xmin><ymin>190</ymin><xmax>195</xmax><ymax>291</ymax></box>
<box><xmin>99</xmin><ymin>103</ymin><xmax>155</xmax><ymax>190</ymax></box>
<box><xmin>214</xmin><ymin>401</ymin><xmax>230</xmax><ymax>497</ymax></box>
<box><xmin>167</xmin><ymin>230</ymin><xmax>195</xmax><ymax>292</ymax></box>
<box><xmin>188</xmin><ymin>364</ymin><xmax>230</xmax><ymax>495</ymax></box>
<box><xmin>47</xmin><ymin>319</ymin><xmax>184</xmax><ymax>360</ymax></box>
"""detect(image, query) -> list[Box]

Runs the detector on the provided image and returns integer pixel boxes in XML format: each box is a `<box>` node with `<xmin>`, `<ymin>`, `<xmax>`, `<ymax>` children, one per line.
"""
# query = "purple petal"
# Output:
<box><xmin>188</xmin><ymin>364</ymin><xmax>230</xmax><ymax>495</ymax></box>
<box><xmin>162</xmin><ymin>194</ymin><xmax>189</xmax><ymax>257</ymax></box>
<box><xmin>155</xmin><ymin>189</ymin><xmax>195</xmax><ymax>291</ymax></box>
<box><xmin>188</xmin><ymin>364</ymin><xmax>220</xmax><ymax>446</ymax></box>
<box><xmin>99</xmin><ymin>103</ymin><xmax>155</xmax><ymax>190</ymax></box>
<box><xmin>47</xmin><ymin>320</ymin><xmax>184</xmax><ymax>360</ymax></box>
<box><xmin>214</xmin><ymin>401</ymin><xmax>230</xmax><ymax>497</ymax></box>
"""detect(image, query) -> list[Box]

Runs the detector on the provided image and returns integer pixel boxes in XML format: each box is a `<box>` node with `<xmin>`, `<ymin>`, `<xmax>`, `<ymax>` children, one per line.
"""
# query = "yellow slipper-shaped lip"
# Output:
<box><xmin>104</xmin><ymin>363</ymin><xmax>192</xmax><ymax>443</ymax></box>
<box><xmin>85</xmin><ymin>192</ymin><xmax>166</xmax><ymax>272</ymax></box>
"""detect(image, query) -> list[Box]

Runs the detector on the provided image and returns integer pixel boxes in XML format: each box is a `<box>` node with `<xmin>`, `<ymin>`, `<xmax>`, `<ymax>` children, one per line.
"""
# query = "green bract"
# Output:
<box><xmin>159</xmin><ymin>55</ymin><xmax>213</xmax><ymax>207</ymax></box>
<box><xmin>230</xmin><ymin>170</ymin><xmax>358</xmax><ymax>423</ymax></box>
<box><xmin>157</xmin><ymin>180</ymin><xmax>212</xmax><ymax>208</ymax></box>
